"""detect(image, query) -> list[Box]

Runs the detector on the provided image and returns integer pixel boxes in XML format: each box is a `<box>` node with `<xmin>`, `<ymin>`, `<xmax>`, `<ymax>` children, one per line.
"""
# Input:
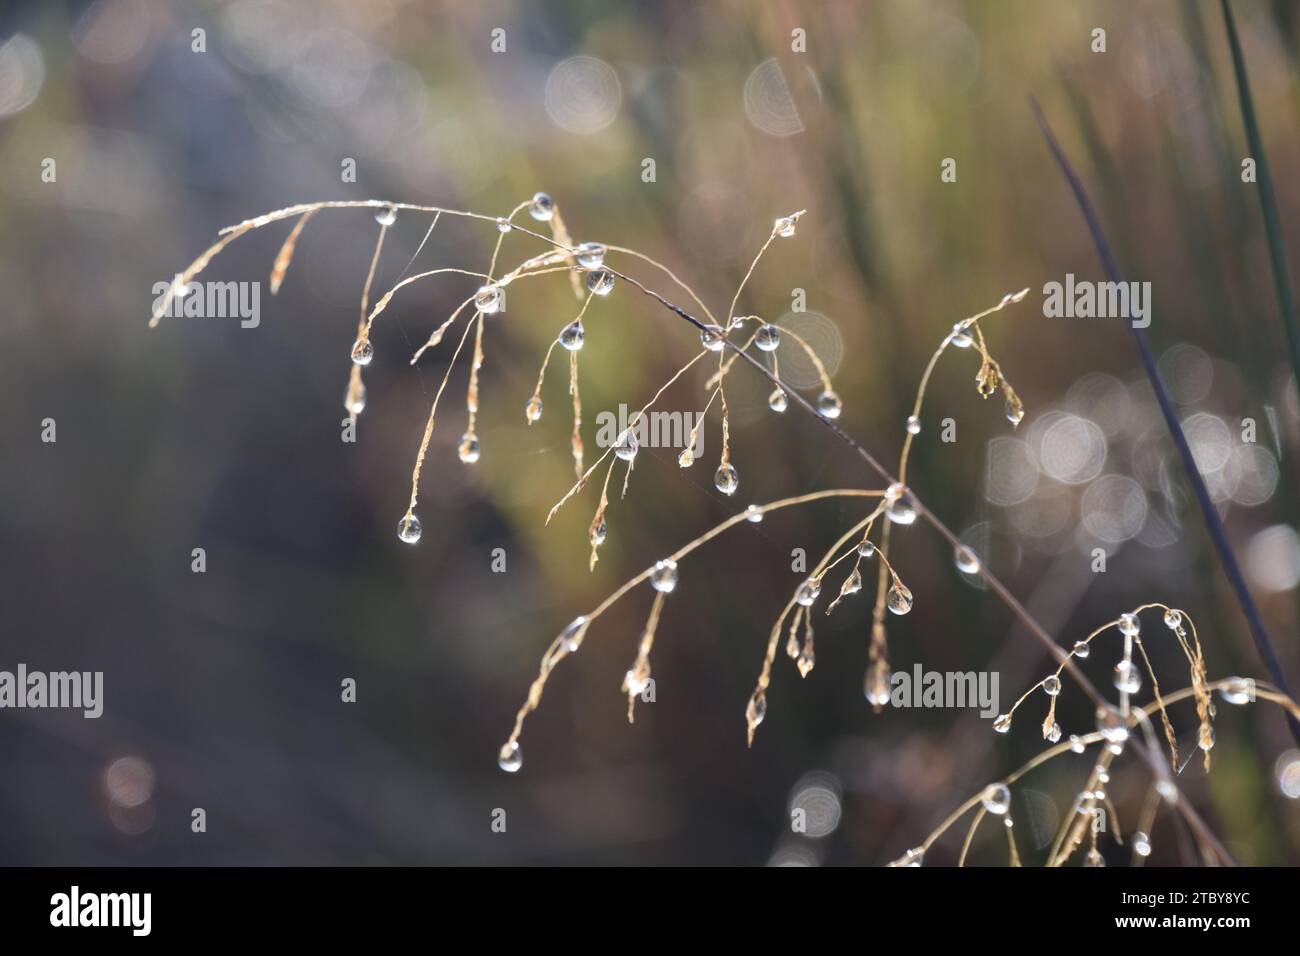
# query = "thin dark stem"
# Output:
<box><xmin>1031</xmin><ymin>96</ymin><xmax>1300</xmax><ymax>745</ymax></box>
<box><xmin>1220</xmin><ymin>0</ymin><xmax>1300</xmax><ymax>391</ymax></box>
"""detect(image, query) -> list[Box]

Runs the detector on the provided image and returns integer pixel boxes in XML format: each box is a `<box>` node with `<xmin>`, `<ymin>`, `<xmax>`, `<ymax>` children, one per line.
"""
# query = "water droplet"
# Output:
<box><xmin>650</xmin><ymin>558</ymin><xmax>678</xmax><ymax>593</ymax></box>
<box><xmin>756</xmin><ymin>324</ymin><xmax>781</xmax><ymax>352</ymax></box>
<box><xmin>797</xmin><ymin>647</ymin><xmax>815</xmax><ymax>677</ymax></box>
<box><xmin>773</xmin><ymin>215</ymin><xmax>797</xmax><ymax>238</ymax></box>
<box><xmin>528</xmin><ymin>192</ymin><xmax>555</xmax><ymax>221</ymax></box>
<box><xmin>906</xmin><ymin>415</ymin><xmax>922</xmax><ymax>435</ymax></box>
<box><xmin>1084</xmin><ymin>848</ymin><xmax>1105</xmax><ymax>868</ymax></box>
<box><xmin>816</xmin><ymin>389</ymin><xmax>842</xmax><ymax>419</ymax></box>
<box><xmin>745</xmin><ymin>504</ymin><xmax>763</xmax><ymax>523</ymax></box>
<box><xmin>590</xmin><ymin>520</ymin><xmax>607</xmax><ymax>546</ymax></box>
<box><xmin>1069</xmin><ymin>735</ymin><xmax>1086</xmax><ymax>753</ymax></box>
<box><xmin>496</xmin><ymin>217</ymin><xmax>513</xmax><ymax>233</ymax></box>
<box><xmin>885</xmin><ymin>482</ymin><xmax>906</xmax><ymax>500</ymax></box>
<box><xmin>1220</xmin><ymin>677</ymin><xmax>1255</xmax><ymax>705</ymax></box>
<box><xmin>950</xmin><ymin>324</ymin><xmax>973</xmax><ymax>348</ymax></box>
<box><xmin>886</xmin><ymin>581</ymin><xmax>914</xmax><ymax>615</ymax></box>
<box><xmin>575</xmin><ymin>241</ymin><xmax>606</xmax><ymax>269</ymax></box>
<box><xmin>1133</xmin><ymin>831</ymin><xmax>1152</xmax><ymax>857</ymax></box>
<box><xmin>1118</xmin><ymin>612</ymin><xmax>1140</xmax><ymax>637</ymax></box>
<box><xmin>374</xmin><ymin>205</ymin><xmax>397</xmax><ymax>226</ymax></box>
<box><xmin>768</xmin><ymin>388</ymin><xmax>788</xmax><ymax>413</ymax></box>
<box><xmin>993</xmin><ymin>713</ymin><xmax>1012</xmax><ymax>734</ymax></box>
<box><xmin>561</xmin><ymin>616</ymin><xmax>588</xmax><ymax>653</ymax></box>
<box><xmin>525</xmin><ymin>396</ymin><xmax>543</xmax><ymax>423</ymax></box>
<box><xmin>858</xmin><ymin>539</ymin><xmax>876</xmax><ymax>558</ymax></box>
<box><xmin>746</xmin><ymin>692</ymin><xmax>767</xmax><ymax>727</ymax></box>
<box><xmin>1113</xmin><ymin>660</ymin><xmax>1142</xmax><ymax>695</ymax></box>
<box><xmin>1005</xmin><ymin>398</ymin><xmax>1024</xmax><ymax>427</ymax></box>
<box><xmin>954</xmin><ymin>545</ymin><xmax>980</xmax><ymax>574</ymax></box>
<box><xmin>1073</xmin><ymin>641</ymin><xmax>1090</xmax><ymax>659</ymax></box>
<box><xmin>981</xmin><ymin>783</ymin><xmax>1011</xmax><ymax>815</ymax></box>
<box><xmin>475</xmin><ymin>283</ymin><xmax>504</xmax><ymax>315</ymax></box>
<box><xmin>700</xmin><ymin>324</ymin><xmax>725</xmax><ymax>351</ymax></box>
<box><xmin>889</xmin><ymin>847</ymin><xmax>925</xmax><ymax>867</ymax></box>
<box><xmin>458</xmin><ymin>433</ymin><xmax>481</xmax><ymax>463</ymax></box>
<box><xmin>1156</xmin><ymin>778</ymin><xmax>1179</xmax><ymax>803</ymax></box>
<box><xmin>677</xmin><ymin>448</ymin><xmax>694</xmax><ymax>468</ymax></box>
<box><xmin>498</xmin><ymin>741</ymin><xmax>522</xmax><ymax>773</ymax></box>
<box><xmin>558</xmin><ymin>320</ymin><xmax>585</xmax><ymax>351</ymax></box>
<box><xmin>840</xmin><ymin>568</ymin><xmax>862</xmax><ymax>596</ymax></box>
<box><xmin>350</xmin><ymin>338</ymin><xmax>374</xmax><ymax>366</ymax></box>
<box><xmin>345</xmin><ymin>382</ymin><xmax>367</xmax><ymax>416</ymax></box>
<box><xmin>795</xmin><ymin>577</ymin><xmax>822</xmax><ymax>606</ymax></box>
<box><xmin>1198</xmin><ymin>724</ymin><xmax>1215</xmax><ymax>752</ymax></box>
<box><xmin>1043</xmin><ymin>675</ymin><xmax>1061</xmax><ymax>696</ymax></box>
<box><xmin>397</xmin><ymin>512</ymin><xmax>422</xmax><ymax>544</ymax></box>
<box><xmin>614</xmin><ymin>430</ymin><xmax>638</xmax><ymax>461</ymax></box>
<box><xmin>886</xmin><ymin>496</ymin><xmax>917</xmax><ymax>526</ymax></box>
<box><xmin>587</xmin><ymin>268</ymin><xmax>615</xmax><ymax>296</ymax></box>
<box><xmin>1163</xmin><ymin>608</ymin><xmax>1183</xmax><ymax>630</ymax></box>
<box><xmin>1045</xmin><ymin>721</ymin><xmax>1062</xmax><ymax>743</ymax></box>
<box><xmin>1096</xmin><ymin>707</ymin><xmax>1129</xmax><ymax>744</ymax></box>
<box><xmin>714</xmin><ymin>463</ymin><xmax>739</xmax><ymax>495</ymax></box>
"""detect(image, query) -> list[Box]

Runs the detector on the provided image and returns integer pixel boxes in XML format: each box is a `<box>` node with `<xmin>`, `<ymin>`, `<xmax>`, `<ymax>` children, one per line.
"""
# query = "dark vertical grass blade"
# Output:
<box><xmin>1221</xmin><ymin>0</ymin><xmax>1300</xmax><ymax>392</ymax></box>
<box><xmin>1031</xmin><ymin>97</ymin><xmax>1300</xmax><ymax>744</ymax></box>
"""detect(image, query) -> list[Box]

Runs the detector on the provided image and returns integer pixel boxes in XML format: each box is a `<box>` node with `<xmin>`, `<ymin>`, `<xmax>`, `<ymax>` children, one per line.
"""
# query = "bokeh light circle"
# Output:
<box><xmin>1081</xmin><ymin>474</ymin><xmax>1148</xmax><ymax>543</ymax></box>
<box><xmin>545</xmin><ymin>55</ymin><xmax>621</xmax><ymax>134</ymax></box>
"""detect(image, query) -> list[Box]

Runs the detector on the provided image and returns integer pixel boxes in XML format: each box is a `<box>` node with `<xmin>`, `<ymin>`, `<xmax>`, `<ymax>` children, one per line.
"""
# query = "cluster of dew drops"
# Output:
<box><xmin>375</xmin><ymin>193</ymin><xmax>569</xmax><ymax>547</ymax></box>
<box><xmin>889</xmin><ymin>607</ymin><xmax>1262</xmax><ymax>867</ymax></box>
<box><xmin>356</xmin><ymin>199</ymin><xmax>1007</xmax><ymax>777</ymax></box>
<box><xmin>384</xmin><ymin>206</ymin><xmax>839</xmax><ymax>546</ymax></box>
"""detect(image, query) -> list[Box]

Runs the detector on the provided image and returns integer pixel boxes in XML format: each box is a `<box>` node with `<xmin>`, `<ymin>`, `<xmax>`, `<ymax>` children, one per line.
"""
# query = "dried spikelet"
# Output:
<box><xmin>797</xmin><ymin>614</ymin><xmax>815</xmax><ymax>678</ymax></box>
<box><xmin>744</xmin><ymin>691</ymin><xmax>767</xmax><ymax>747</ymax></box>
<box><xmin>149</xmin><ymin>222</ymin><xmax>254</xmax><ymax>327</ymax></box>
<box><xmin>587</xmin><ymin>460</ymin><xmax>617</xmax><ymax>571</ymax></box>
<box><xmin>1193</xmin><ymin>656</ymin><xmax>1215</xmax><ymax>772</ymax></box>
<box><xmin>785</xmin><ymin>608</ymin><xmax>802</xmax><ymax>659</ymax></box>
<box><xmin>620</xmin><ymin>458</ymin><xmax>636</xmax><ymax>500</ymax></box>
<box><xmin>623</xmin><ymin>591</ymin><xmax>666</xmax><ymax>723</ymax></box>
<box><xmin>975</xmin><ymin>346</ymin><xmax>1001</xmax><ymax>398</ymax></box>
<box><xmin>548</xmin><ymin>206</ymin><xmax>585</xmax><ymax>301</ymax></box>
<box><xmin>1130</xmin><ymin>633</ymin><xmax>1181</xmax><ymax>767</ymax></box>
<box><xmin>568</xmin><ymin>351</ymin><xmax>584</xmax><ymax>480</ymax></box>
<box><xmin>269</xmin><ymin>209</ymin><xmax>316</xmax><ymax>295</ymax></box>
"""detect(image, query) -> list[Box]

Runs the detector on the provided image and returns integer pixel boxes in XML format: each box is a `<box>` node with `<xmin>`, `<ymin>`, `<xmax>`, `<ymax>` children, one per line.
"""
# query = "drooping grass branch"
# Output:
<box><xmin>154</xmin><ymin>193</ymin><xmax>1268</xmax><ymax>865</ymax></box>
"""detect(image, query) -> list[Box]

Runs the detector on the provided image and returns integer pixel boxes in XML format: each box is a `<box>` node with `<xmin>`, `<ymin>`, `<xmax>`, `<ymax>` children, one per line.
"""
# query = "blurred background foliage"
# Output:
<box><xmin>0</xmin><ymin>0</ymin><xmax>1298</xmax><ymax>864</ymax></box>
